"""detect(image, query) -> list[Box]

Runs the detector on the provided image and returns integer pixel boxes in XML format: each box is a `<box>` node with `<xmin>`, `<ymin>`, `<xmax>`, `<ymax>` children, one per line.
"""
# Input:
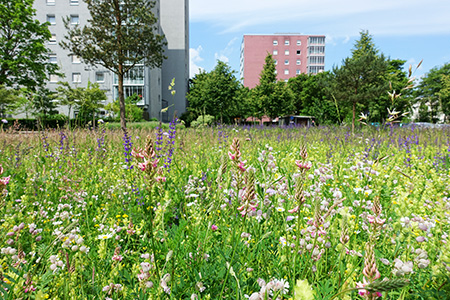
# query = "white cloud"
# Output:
<box><xmin>214</xmin><ymin>37</ymin><xmax>238</xmax><ymax>64</ymax></box>
<box><xmin>190</xmin><ymin>0</ymin><xmax>450</xmax><ymax>37</ymax></box>
<box><xmin>189</xmin><ymin>46</ymin><xmax>205</xmax><ymax>78</ymax></box>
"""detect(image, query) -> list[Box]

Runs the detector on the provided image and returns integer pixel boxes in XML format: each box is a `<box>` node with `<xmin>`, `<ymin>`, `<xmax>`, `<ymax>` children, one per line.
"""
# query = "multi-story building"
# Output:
<box><xmin>33</xmin><ymin>0</ymin><xmax>188</xmax><ymax>121</ymax></box>
<box><xmin>240</xmin><ymin>34</ymin><xmax>325</xmax><ymax>88</ymax></box>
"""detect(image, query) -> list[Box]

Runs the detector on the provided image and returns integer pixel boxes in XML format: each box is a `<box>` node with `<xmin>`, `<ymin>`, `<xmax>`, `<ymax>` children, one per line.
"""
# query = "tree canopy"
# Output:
<box><xmin>0</xmin><ymin>0</ymin><xmax>59</xmax><ymax>90</ymax></box>
<box><xmin>332</xmin><ymin>30</ymin><xmax>388</xmax><ymax>131</ymax></box>
<box><xmin>187</xmin><ymin>60</ymin><xmax>242</xmax><ymax>123</ymax></box>
<box><xmin>61</xmin><ymin>0</ymin><xmax>166</xmax><ymax>131</ymax></box>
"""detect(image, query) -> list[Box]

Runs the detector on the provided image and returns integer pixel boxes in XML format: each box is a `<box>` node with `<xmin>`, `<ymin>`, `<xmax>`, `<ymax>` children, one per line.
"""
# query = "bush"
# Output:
<box><xmin>190</xmin><ymin>114</ymin><xmax>215</xmax><ymax>128</ymax></box>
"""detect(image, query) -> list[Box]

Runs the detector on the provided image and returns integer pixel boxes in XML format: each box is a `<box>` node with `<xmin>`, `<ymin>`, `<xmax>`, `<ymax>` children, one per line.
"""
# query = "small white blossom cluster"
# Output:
<box><xmin>49</xmin><ymin>255</ymin><xmax>64</xmax><ymax>272</ymax></box>
<box><xmin>245</xmin><ymin>278</ymin><xmax>289</xmax><ymax>300</ymax></box>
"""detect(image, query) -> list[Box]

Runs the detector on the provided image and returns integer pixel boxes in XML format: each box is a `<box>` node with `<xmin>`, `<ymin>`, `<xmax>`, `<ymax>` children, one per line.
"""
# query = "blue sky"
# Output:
<box><xmin>189</xmin><ymin>0</ymin><xmax>450</xmax><ymax>81</ymax></box>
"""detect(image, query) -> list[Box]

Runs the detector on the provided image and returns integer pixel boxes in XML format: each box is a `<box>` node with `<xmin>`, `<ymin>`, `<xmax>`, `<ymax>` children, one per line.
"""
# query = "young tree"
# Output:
<box><xmin>415</xmin><ymin>63</ymin><xmax>450</xmax><ymax>123</ymax></box>
<box><xmin>369</xmin><ymin>59</ymin><xmax>412</xmax><ymax>123</ymax></box>
<box><xmin>332</xmin><ymin>30</ymin><xmax>388</xmax><ymax>132</ymax></box>
<box><xmin>253</xmin><ymin>54</ymin><xmax>294</xmax><ymax>121</ymax></box>
<box><xmin>61</xmin><ymin>0</ymin><xmax>166</xmax><ymax>131</ymax></box>
<box><xmin>0</xmin><ymin>85</ymin><xmax>19</xmax><ymax>117</ymax></box>
<box><xmin>288</xmin><ymin>72</ymin><xmax>338</xmax><ymax>124</ymax></box>
<box><xmin>0</xmin><ymin>0</ymin><xmax>59</xmax><ymax>90</ymax></box>
<box><xmin>187</xmin><ymin>61</ymin><xmax>241</xmax><ymax>123</ymax></box>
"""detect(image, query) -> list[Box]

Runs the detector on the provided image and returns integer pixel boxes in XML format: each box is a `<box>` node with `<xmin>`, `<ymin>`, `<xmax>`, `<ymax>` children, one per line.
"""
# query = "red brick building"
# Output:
<box><xmin>240</xmin><ymin>34</ymin><xmax>325</xmax><ymax>88</ymax></box>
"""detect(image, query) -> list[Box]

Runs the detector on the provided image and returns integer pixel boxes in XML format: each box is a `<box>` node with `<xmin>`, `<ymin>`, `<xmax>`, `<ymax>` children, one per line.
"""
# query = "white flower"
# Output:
<box><xmin>97</xmin><ymin>233</ymin><xmax>113</xmax><ymax>240</ymax></box>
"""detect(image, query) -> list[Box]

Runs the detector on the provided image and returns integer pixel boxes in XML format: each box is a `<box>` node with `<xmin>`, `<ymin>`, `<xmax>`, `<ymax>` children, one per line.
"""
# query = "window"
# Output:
<box><xmin>49</xmin><ymin>34</ymin><xmax>56</xmax><ymax>44</ymax></box>
<box><xmin>297</xmin><ymin>40</ymin><xmax>301</xmax><ymax>46</ymax></box>
<box><xmin>96</xmin><ymin>72</ymin><xmax>105</xmax><ymax>82</ymax></box>
<box><xmin>284</xmin><ymin>59</ymin><xmax>289</xmax><ymax>65</ymax></box>
<box><xmin>274</xmin><ymin>70</ymin><xmax>278</xmax><ymax>74</ymax></box>
<box><xmin>296</xmin><ymin>59</ymin><xmax>301</xmax><ymax>65</ymax></box>
<box><xmin>71</xmin><ymin>55</ymin><xmax>81</xmax><ymax>64</ymax></box>
<box><xmin>72</xmin><ymin>72</ymin><xmax>81</xmax><ymax>83</ymax></box>
<box><xmin>284</xmin><ymin>69</ymin><xmax>289</xmax><ymax>75</ymax></box>
<box><xmin>274</xmin><ymin>59</ymin><xmax>277</xmax><ymax>65</ymax></box>
<box><xmin>273</xmin><ymin>50</ymin><xmax>278</xmax><ymax>55</ymax></box>
<box><xmin>47</xmin><ymin>15</ymin><xmax>56</xmax><ymax>25</ymax></box>
<box><xmin>273</xmin><ymin>40</ymin><xmax>278</xmax><ymax>45</ymax></box>
<box><xmin>284</xmin><ymin>40</ymin><xmax>290</xmax><ymax>45</ymax></box>
<box><xmin>46</xmin><ymin>0</ymin><xmax>55</xmax><ymax>5</ymax></box>
<box><xmin>296</xmin><ymin>50</ymin><xmax>301</xmax><ymax>55</ymax></box>
<box><xmin>296</xmin><ymin>70</ymin><xmax>301</xmax><ymax>75</ymax></box>
<box><xmin>49</xmin><ymin>54</ymin><xmax>57</xmax><ymax>63</ymax></box>
<box><xmin>70</xmin><ymin>0</ymin><xmax>79</xmax><ymax>5</ymax></box>
<box><xmin>49</xmin><ymin>74</ymin><xmax>59</xmax><ymax>82</ymax></box>
<box><xmin>70</xmin><ymin>15</ymin><xmax>79</xmax><ymax>25</ymax></box>
<box><xmin>285</xmin><ymin>50</ymin><xmax>289</xmax><ymax>55</ymax></box>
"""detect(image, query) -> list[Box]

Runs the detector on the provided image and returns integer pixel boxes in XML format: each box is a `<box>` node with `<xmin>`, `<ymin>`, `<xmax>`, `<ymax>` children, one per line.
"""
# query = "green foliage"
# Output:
<box><xmin>288</xmin><ymin>72</ymin><xmax>338</xmax><ymax>124</ymax></box>
<box><xmin>369</xmin><ymin>59</ymin><xmax>412</xmax><ymax>123</ymax></box>
<box><xmin>0</xmin><ymin>85</ymin><xmax>19</xmax><ymax>116</ymax></box>
<box><xmin>253</xmin><ymin>54</ymin><xmax>294</xmax><ymax>120</ymax></box>
<box><xmin>31</xmin><ymin>88</ymin><xmax>59</xmax><ymax>120</ymax></box>
<box><xmin>415</xmin><ymin>63</ymin><xmax>450</xmax><ymax>123</ymax></box>
<box><xmin>190</xmin><ymin>114</ymin><xmax>215</xmax><ymax>128</ymax></box>
<box><xmin>331</xmin><ymin>30</ymin><xmax>388</xmax><ymax>130</ymax></box>
<box><xmin>61</xmin><ymin>0</ymin><xmax>166</xmax><ymax>130</ymax></box>
<box><xmin>57</xmin><ymin>81</ymin><xmax>107</xmax><ymax>125</ymax></box>
<box><xmin>187</xmin><ymin>61</ymin><xmax>242</xmax><ymax>123</ymax></box>
<box><xmin>0</xmin><ymin>0</ymin><xmax>59</xmax><ymax>90</ymax></box>
<box><xmin>105</xmin><ymin>93</ymin><xmax>144</xmax><ymax>122</ymax></box>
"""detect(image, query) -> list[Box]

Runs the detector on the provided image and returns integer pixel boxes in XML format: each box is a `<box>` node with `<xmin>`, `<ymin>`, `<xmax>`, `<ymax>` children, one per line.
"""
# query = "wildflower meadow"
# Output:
<box><xmin>0</xmin><ymin>123</ymin><xmax>449</xmax><ymax>299</ymax></box>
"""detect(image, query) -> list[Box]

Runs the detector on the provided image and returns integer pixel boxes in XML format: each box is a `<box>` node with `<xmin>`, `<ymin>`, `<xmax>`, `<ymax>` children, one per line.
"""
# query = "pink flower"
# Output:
<box><xmin>138</xmin><ymin>160</ymin><xmax>149</xmax><ymax>171</ymax></box>
<box><xmin>288</xmin><ymin>206</ymin><xmax>299</xmax><ymax>213</ymax></box>
<box><xmin>156</xmin><ymin>176</ymin><xmax>166</xmax><ymax>183</ymax></box>
<box><xmin>237</xmin><ymin>162</ymin><xmax>246</xmax><ymax>172</ymax></box>
<box><xmin>131</xmin><ymin>148</ymin><xmax>145</xmax><ymax>159</ymax></box>
<box><xmin>0</xmin><ymin>176</ymin><xmax>10</xmax><ymax>186</ymax></box>
<box><xmin>295</xmin><ymin>160</ymin><xmax>312</xmax><ymax>170</ymax></box>
<box><xmin>211</xmin><ymin>224</ymin><xmax>218</xmax><ymax>231</ymax></box>
<box><xmin>228</xmin><ymin>152</ymin><xmax>236</xmax><ymax>160</ymax></box>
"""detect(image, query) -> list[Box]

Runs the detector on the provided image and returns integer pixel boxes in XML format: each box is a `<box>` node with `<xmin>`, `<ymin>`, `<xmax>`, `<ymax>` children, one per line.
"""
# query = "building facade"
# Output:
<box><xmin>33</xmin><ymin>0</ymin><xmax>188</xmax><ymax>121</ymax></box>
<box><xmin>240</xmin><ymin>34</ymin><xmax>325</xmax><ymax>88</ymax></box>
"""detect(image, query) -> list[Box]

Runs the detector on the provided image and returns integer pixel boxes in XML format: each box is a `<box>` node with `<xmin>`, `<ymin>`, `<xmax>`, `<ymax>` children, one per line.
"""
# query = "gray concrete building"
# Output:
<box><xmin>33</xmin><ymin>0</ymin><xmax>188</xmax><ymax>121</ymax></box>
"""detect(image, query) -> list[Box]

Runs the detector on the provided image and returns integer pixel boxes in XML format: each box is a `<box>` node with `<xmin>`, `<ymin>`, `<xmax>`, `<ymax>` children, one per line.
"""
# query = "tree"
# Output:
<box><xmin>288</xmin><ymin>72</ymin><xmax>338</xmax><ymax>124</ymax></box>
<box><xmin>369</xmin><ymin>59</ymin><xmax>412</xmax><ymax>123</ymax></box>
<box><xmin>105</xmin><ymin>93</ymin><xmax>144</xmax><ymax>122</ymax></box>
<box><xmin>32</xmin><ymin>88</ymin><xmax>59</xmax><ymax>120</ymax></box>
<box><xmin>0</xmin><ymin>0</ymin><xmax>59</xmax><ymax>90</ymax></box>
<box><xmin>0</xmin><ymin>85</ymin><xmax>19</xmax><ymax>117</ymax></box>
<box><xmin>187</xmin><ymin>61</ymin><xmax>241</xmax><ymax>123</ymax></box>
<box><xmin>61</xmin><ymin>0</ymin><xmax>166</xmax><ymax>131</ymax></box>
<box><xmin>332</xmin><ymin>30</ymin><xmax>388</xmax><ymax>132</ymax></box>
<box><xmin>415</xmin><ymin>63</ymin><xmax>450</xmax><ymax>123</ymax></box>
<box><xmin>56</xmin><ymin>81</ymin><xmax>83</xmax><ymax>122</ymax></box>
<box><xmin>253</xmin><ymin>54</ymin><xmax>294</xmax><ymax>121</ymax></box>
<box><xmin>438</xmin><ymin>74</ymin><xmax>450</xmax><ymax>122</ymax></box>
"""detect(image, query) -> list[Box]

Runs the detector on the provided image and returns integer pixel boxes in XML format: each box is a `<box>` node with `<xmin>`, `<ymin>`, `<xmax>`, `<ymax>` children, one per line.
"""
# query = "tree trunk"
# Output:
<box><xmin>118</xmin><ymin>65</ymin><xmax>127</xmax><ymax>132</ymax></box>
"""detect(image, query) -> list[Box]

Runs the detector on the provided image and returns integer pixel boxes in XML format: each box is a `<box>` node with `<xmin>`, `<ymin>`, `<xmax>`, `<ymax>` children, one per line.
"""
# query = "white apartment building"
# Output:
<box><xmin>33</xmin><ymin>0</ymin><xmax>188</xmax><ymax>121</ymax></box>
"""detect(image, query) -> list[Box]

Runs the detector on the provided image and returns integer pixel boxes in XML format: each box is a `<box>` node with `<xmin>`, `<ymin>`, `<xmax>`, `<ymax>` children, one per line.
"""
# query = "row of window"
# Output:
<box><xmin>308</xmin><ymin>46</ymin><xmax>325</xmax><ymax>55</ymax></box>
<box><xmin>47</xmin><ymin>0</ymin><xmax>79</xmax><ymax>5</ymax></box>
<box><xmin>274</xmin><ymin>59</ymin><xmax>301</xmax><ymax>66</ymax></box>
<box><xmin>48</xmin><ymin>53</ymin><xmax>81</xmax><ymax>63</ymax></box>
<box><xmin>273</xmin><ymin>40</ymin><xmax>302</xmax><ymax>46</ymax></box>
<box><xmin>274</xmin><ymin>69</ymin><xmax>302</xmax><ymax>75</ymax></box>
<box><xmin>308</xmin><ymin>56</ymin><xmax>325</xmax><ymax>65</ymax></box>
<box><xmin>49</xmin><ymin>72</ymin><xmax>105</xmax><ymax>83</ymax></box>
<box><xmin>273</xmin><ymin>49</ymin><xmax>301</xmax><ymax>56</ymax></box>
<box><xmin>308</xmin><ymin>36</ymin><xmax>325</xmax><ymax>45</ymax></box>
<box><xmin>47</xmin><ymin>14</ymin><xmax>79</xmax><ymax>25</ymax></box>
